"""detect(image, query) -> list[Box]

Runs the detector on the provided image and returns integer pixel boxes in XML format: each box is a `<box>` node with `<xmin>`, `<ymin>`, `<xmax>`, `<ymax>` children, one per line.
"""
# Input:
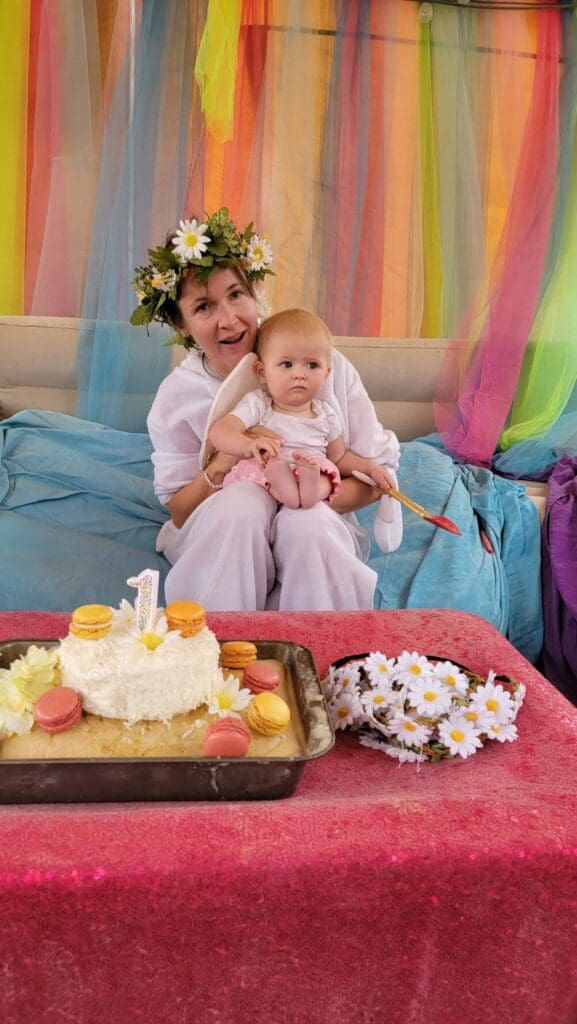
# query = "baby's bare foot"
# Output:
<box><xmin>293</xmin><ymin>452</ymin><xmax>325</xmax><ymax>509</ymax></box>
<box><xmin>263</xmin><ymin>458</ymin><xmax>300</xmax><ymax>508</ymax></box>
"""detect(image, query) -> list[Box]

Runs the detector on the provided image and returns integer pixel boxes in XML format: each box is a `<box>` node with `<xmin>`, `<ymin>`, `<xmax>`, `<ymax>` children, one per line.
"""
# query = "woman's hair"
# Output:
<box><xmin>256</xmin><ymin>308</ymin><xmax>333</xmax><ymax>359</ymax></box>
<box><xmin>163</xmin><ymin>227</ymin><xmax>257</xmax><ymax>349</ymax></box>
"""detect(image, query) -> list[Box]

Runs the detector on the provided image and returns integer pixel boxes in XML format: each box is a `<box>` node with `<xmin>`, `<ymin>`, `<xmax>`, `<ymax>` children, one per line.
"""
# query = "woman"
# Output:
<box><xmin>131</xmin><ymin>209</ymin><xmax>402</xmax><ymax>610</ymax></box>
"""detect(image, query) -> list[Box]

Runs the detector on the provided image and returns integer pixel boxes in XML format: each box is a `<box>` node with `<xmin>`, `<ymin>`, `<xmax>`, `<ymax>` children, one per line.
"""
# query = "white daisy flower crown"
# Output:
<box><xmin>323</xmin><ymin>651</ymin><xmax>526</xmax><ymax>764</ymax></box>
<box><xmin>130</xmin><ymin>206</ymin><xmax>274</xmax><ymax>346</ymax></box>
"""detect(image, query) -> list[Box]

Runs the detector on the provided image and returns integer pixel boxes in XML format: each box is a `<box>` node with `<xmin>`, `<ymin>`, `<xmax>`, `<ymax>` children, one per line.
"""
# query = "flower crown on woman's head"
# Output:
<box><xmin>130</xmin><ymin>207</ymin><xmax>274</xmax><ymax>342</ymax></box>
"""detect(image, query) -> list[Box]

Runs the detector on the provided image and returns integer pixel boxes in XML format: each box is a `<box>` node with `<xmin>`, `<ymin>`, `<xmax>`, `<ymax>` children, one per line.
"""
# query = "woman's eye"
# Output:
<box><xmin>194</xmin><ymin>303</ymin><xmax>209</xmax><ymax>314</ymax></box>
<box><xmin>231</xmin><ymin>289</ymin><xmax>244</xmax><ymax>299</ymax></box>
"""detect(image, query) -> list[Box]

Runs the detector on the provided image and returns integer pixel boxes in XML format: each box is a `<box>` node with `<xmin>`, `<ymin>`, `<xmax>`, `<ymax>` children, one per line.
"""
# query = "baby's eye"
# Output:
<box><xmin>307</xmin><ymin>361</ymin><xmax>320</xmax><ymax>370</ymax></box>
<box><xmin>280</xmin><ymin>361</ymin><xmax>293</xmax><ymax>369</ymax></box>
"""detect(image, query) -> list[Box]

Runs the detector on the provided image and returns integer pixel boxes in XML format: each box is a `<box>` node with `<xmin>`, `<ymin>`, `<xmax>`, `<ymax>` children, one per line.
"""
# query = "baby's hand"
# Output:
<box><xmin>245</xmin><ymin>436</ymin><xmax>283</xmax><ymax>465</ymax></box>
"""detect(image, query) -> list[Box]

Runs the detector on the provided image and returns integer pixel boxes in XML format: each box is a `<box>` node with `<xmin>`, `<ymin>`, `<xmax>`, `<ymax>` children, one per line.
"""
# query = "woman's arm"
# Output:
<box><xmin>167</xmin><ymin>450</ymin><xmax>238</xmax><ymax>529</ymax></box>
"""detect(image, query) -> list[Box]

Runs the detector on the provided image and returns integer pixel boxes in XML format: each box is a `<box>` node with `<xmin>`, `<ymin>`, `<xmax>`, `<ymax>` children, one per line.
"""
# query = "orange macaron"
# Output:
<box><xmin>246</xmin><ymin>692</ymin><xmax>291</xmax><ymax>736</ymax></box>
<box><xmin>69</xmin><ymin>604</ymin><xmax>113</xmax><ymax>641</ymax></box>
<box><xmin>220</xmin><ymin>641</ymin><xmax>258</xmax><ymax>671</ymax></box>
<box><xmin>165</xmin><ymin>600</ymin><xmax>206</xmax><ymax>637</ymax></box>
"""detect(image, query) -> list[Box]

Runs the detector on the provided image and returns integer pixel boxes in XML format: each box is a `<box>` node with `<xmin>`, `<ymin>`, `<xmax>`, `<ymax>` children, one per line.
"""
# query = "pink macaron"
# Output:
<box><xmin>242</xmin><ymin>662</ymin><xmax>281</xmax><ymax>695</ymax></box>
<box><xmin>34</xmin><ymin>687</ymin><xmax>83</xmax><ymax>734</ymax></box>
<box><xmin>202</xmin><ymin>717</ymin><xmax>252</xmax><ymax>758</ymax></box>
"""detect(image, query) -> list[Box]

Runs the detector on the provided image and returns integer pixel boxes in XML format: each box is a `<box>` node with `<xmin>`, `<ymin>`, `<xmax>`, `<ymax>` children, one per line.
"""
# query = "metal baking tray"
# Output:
<box><xmin>0</xmin><ymin>639</ymin><xmax>334</xmax><ymax>803</ymax></box>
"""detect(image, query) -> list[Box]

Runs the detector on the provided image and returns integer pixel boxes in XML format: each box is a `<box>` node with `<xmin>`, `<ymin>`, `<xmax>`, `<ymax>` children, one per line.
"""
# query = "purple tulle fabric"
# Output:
<box><xmin>542</xmin><ymin>454</ymin><xmax>577</xmax><ymax>702</ymax></box>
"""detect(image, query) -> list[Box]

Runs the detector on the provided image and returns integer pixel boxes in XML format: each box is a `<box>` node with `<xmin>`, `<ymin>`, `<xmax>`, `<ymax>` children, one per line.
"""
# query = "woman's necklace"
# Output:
<box><xmin>201</xmin><ymin>352</ymin><xmax>224</xmax><ymax>381</ymax></box>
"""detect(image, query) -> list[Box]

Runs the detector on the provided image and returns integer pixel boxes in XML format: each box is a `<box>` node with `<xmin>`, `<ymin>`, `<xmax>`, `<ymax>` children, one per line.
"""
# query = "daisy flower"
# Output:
<box><xmin>0</xmin><ymin>676</ymin><xmax>34</xmax><ymax>737</ymax></box>
<box><xmin>388</xmin><ymin>714</ymin><xmax>432</xmax><ymax>747</ymax></box>
<box><xmin>331</xmin><ymin>661</ymin><xmax>362</xmax><ymax>696</ymax></box>
<box><xmin>394</xmin><ymin>651</ymin><xmax>433</xmax><ymax>687</ymax></box>
<box><xmin>243</xmin><ymin>234</ymin><xmax>273</xmax><ymax>272</ymax></box>
<box><xmin>150</xmin><ymin>268</ymin><xmax>177</xmax><ymax>292</ymax></box>
<box><xmin>462</xmin><ymin>706</ymin><xmax>493</xmax><ymax>731</ymax></box>
<box><xmin>171</xmin><ymin>218</ymin><xmax>211</xmax><ymax>262</ymax></box>
<box><xmin>207</xmin><ymin>675</ymin><xmax>253</xmax><ymax>719</ymax></box>
<box><xmin>359</xmin><ymin>733</ymin><xmax>386</xmax><ymax>751</ymax></box>
<box><xmin>360</xmin><ymin>681</ymin><xmax>393</xmax><ymax>716</ymax></box>
<box><xmin>437</xmin><ymin>716</ymin><xmax>483</xmax><ymax>758</ymax></box>
<box><xmin>4</xmin><ymin>645</ymin><xmax>60</xmax><ymax>705</ymax></box>
<box><xmin>328</xmin><ymin>691</ymin><xmax>362</xmax><ymax>731</ymax></box>
<box><xmin>471</xmin><ymin>681</ymin><xmax>514</xmax><ymax>724</ymax></box>
<box><xmin>486</xmin><ymin>721</ymin><xmax>518</xmax><ymax>743</ymax></box>
<box><xmin>431</xmin><ymin>660</ymin><xmax>469</xmax><ymax>697</ymax></box>
<box><xmin>384</xmin><ymin>744</ymin><xmax>428</xmax><ymax>764</ymax></box>
<box><xmin>120</xmin><ymin>614</ymin><xmax>182</xmax><ymax>654</ymax></box>
<box><xmin>364</xmin><ymin>651</ymin><xmax>396</xmax><ymax>686</ymax></box>
<box><xmin>407</xmin><ymin>677</ymin><xmax>453</xmax><ymax>717</ymax></box>
<box><xmin>112</xmin><ymin>599</ymin><xmax>136</xmax><ymax>630</ymax></box>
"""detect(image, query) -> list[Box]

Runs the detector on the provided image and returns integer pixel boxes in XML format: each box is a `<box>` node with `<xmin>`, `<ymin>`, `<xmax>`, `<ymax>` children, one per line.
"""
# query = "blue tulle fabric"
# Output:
<box><xmin>76</xmin><ymin>0</ymin><xmax>204</xmax><ymax>431</ymax></box>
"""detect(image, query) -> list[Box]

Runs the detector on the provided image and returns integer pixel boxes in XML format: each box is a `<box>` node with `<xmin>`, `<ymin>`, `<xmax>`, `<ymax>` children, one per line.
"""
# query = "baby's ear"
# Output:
<box><xmin>254</xmin><ymin>359</ymin><xmax>266</xmax><ymax>385</ymax></box>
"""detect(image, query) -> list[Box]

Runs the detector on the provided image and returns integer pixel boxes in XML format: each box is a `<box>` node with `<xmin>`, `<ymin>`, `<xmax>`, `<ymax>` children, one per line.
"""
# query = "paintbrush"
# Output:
<box><xmin>351</xmin><ymin>470</ymin><xmax>461</xmax><ymax>536</ymax></box>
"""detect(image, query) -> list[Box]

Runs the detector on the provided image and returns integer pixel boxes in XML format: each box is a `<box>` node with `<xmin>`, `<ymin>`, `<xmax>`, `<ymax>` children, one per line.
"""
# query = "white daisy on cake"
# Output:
<box><xmin>207</xmin><ymin>675</ymin><xmax>253</xmax><ymax>719</ymax></box>
<box><xmin>431</xmin><ymin>660</ymin><xmax>469</xmax><ymax>696</ymax></box>
<box><xmin>112</xmin><ymin>599</ymin><xmax>136</xmax><ymax>629</ymax></box>
<box><xmin>120</xmin><ymin>614</ymin><xmax>182</xmax><ymax>654</ymax></box>
<box><xmin>437</xmin><ymin>715</ymin><xmax>483</xmax><ymax>758</ymax></box>
<box><xmin>171</xmin><ymin>218</ymin><xmax>211</xmax><ymax>262</ymax></box>
<box><xmin>364</xmin><ymin>651</ymin><xmax>396</xmax><ymax>685</ymax></box>
<box><xmin>394</xmin><ymin>651</ymin><xmax>434</xmax><ymax>686</ymax></box>
<box><xmin>407</xmin><ymin>677</ymin><xmax>453</xmax><ymax>717</ymax></box>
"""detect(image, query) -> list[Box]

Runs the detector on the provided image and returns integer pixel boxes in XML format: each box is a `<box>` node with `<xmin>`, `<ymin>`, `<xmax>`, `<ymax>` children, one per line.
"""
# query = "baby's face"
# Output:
<box><xmin>256</xmin><ymin>329</ymin><xmax>332</xmax><ymax>411</ymax></box>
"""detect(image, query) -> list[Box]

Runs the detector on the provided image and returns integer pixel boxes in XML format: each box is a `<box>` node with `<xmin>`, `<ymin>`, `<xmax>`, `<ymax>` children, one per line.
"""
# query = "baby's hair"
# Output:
<box><xmin>256</xmin><ymin>308</ymin><xmax>333</xmax><ymax>358</ymax></box>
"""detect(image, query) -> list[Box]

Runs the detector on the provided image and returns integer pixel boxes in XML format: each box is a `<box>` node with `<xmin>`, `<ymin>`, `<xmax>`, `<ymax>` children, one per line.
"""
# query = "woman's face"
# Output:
<box><xmin>175</xmin><ymin>268</ymin><xmax>258</xmax><ymax>378</ymax></box>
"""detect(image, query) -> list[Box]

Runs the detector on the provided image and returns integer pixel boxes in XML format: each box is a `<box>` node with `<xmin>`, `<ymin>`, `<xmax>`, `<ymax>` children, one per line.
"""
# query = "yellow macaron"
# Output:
<box><xmin>165</xmin><ymin>600</ymin><xmax>206</xmax><ymax>637</ymax></box>
<box><xmin>246</xmin><ymin>692</ymin><xmax>291</xmax><ymax>736</ymax></box>
<box><xmin>220</xmin><ymin>641</ymin><xmax>258</xmax><ymax>671</ymax></box>
<box><xmin>69</xmin><ymin>604</ymin><xmax>113</xmax><ymax>641</ymax></box>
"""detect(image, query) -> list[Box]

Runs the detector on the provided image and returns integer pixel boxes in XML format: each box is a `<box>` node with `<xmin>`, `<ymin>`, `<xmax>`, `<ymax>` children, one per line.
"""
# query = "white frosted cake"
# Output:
<box><xmin>58</xmin><ymin>598</ymin><xmax>224</xmax><ymax>725</ymax></box>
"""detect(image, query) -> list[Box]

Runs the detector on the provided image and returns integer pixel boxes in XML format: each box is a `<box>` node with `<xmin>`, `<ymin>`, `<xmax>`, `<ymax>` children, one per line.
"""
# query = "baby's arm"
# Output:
<box><xmin>209</xmin><ymin>414</ymin><xmax>283</xmax><ymax>464</ymax></box>
<box><xmin>327</xmin><ymin>436</ymin><xmax>396</xmax><ymax>491</ymax></box>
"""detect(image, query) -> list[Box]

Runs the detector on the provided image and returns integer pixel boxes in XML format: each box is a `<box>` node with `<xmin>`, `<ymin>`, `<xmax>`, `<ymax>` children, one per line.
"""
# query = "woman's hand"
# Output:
<box><xmin>364</xmin><ymin>463</ymin><xmax>396</xmax><ymax>492</ymax></box>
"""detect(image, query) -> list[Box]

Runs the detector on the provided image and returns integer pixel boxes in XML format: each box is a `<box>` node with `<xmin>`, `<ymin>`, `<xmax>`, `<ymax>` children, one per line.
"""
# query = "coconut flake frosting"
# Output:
<box><xmin>58</xmin><ymin>621</ymin><xmax>224</xmax><ymax>724</ymax></box>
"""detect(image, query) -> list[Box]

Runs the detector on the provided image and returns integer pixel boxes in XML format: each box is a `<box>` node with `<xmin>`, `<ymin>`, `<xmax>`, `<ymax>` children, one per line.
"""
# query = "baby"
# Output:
<box><xmin>208</xmin><ymin>308</ymin><xmax>401</xmax><ymax>550</ymax></box>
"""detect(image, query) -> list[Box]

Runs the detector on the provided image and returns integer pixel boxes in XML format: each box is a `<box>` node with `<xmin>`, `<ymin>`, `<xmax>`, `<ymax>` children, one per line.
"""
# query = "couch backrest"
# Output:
<box><xmin>0</xmin><ymin>316</ymin><xmax>450</xmax><ymax>440</ymax></box>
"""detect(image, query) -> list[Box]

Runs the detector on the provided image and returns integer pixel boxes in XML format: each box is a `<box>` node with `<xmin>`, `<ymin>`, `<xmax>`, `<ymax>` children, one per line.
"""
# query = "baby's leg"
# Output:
<box><xmin>263</xmin><ymin>458</ymin><xmax>300</xmax><ymax>509</ymax></box>
<box><xmin>293</xmin><ymin>452</ymin><xmax>332</xmax><ymax>509</ymax></box>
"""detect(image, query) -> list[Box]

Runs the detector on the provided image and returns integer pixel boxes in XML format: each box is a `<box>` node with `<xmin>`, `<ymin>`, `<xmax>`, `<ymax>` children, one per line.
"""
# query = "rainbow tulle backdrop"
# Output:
<box><xmin>1</xmin><ymin>0</ymin><xmax>577</xmax><ymax>463</ymax></box>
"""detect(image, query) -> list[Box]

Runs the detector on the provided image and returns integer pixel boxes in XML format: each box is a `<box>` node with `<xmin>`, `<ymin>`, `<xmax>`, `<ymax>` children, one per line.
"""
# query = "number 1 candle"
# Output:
<box><xmin>127</xmin><ymin>569</ymin><xmax>159</xmax><ymax>633</ymax></box>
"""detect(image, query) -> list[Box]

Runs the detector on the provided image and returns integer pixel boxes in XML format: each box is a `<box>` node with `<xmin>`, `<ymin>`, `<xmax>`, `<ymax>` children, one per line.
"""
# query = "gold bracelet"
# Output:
<box><xmin>203</xmin><ymin>469</ymin><xmax>224</xmax><ymax>490</ymax></box>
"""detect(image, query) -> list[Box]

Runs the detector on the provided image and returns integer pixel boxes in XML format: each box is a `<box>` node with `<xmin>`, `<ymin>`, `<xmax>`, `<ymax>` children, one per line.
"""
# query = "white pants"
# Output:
<box><xmin>157</xmin><ymin>482</ymin><xmax>377</xmax><ymax>611</ymax></box>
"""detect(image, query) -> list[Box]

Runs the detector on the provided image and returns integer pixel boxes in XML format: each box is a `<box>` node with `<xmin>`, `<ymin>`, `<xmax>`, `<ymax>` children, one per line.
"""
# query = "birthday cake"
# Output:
<box><xmin>58</xmin><ymin>598</ymin><xmax>222</xmax><ymax>725</ymax></box>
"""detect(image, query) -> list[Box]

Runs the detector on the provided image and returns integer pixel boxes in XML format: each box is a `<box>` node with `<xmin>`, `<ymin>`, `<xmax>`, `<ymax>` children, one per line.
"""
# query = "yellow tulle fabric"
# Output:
<box><xmin>0</xmin><ymin>0</ymin><xmax>30</xmax><ymax>314</ymax></box>
<box><xmin>194</xmin><ymin>0</ymin><xmax>242</xmax><ymax>143</ymax></box>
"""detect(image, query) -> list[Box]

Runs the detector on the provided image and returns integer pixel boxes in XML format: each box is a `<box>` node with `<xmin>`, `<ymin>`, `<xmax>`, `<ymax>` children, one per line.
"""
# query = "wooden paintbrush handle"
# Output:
<box><xmin>351</xmin><ymin>470</ymin><xmax>428</xmax><ymax>517</ymax></box>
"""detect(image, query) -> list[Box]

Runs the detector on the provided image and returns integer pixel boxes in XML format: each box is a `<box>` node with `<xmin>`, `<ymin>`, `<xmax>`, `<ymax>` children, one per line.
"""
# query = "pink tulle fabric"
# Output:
<box><xmin>1</xmin><ymin>608</ymin><xmax>577</xmax><ymax>1024</ymax></box>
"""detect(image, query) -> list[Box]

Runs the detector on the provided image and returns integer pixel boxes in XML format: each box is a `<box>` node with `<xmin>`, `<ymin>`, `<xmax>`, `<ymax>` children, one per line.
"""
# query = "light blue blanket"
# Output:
<box><xmin>0</xmin><ymin>411</ymin><xmax>542</xmax><ymax>662</ymax></box>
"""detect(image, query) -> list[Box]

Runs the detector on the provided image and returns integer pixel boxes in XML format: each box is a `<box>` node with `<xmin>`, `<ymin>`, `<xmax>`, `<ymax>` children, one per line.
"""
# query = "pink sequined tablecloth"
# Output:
<box><xmin>1</xmin><ymin>609</ymin><xmax>577</xmax><ymax>1024</ymax></box>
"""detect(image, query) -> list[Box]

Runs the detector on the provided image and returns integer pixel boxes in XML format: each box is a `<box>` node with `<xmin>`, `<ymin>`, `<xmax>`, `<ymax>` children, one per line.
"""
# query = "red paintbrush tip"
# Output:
<box><xmin>425</xmin><ymin>514</ymin><xmax>461</xmax><ymax>536</ymax></box>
